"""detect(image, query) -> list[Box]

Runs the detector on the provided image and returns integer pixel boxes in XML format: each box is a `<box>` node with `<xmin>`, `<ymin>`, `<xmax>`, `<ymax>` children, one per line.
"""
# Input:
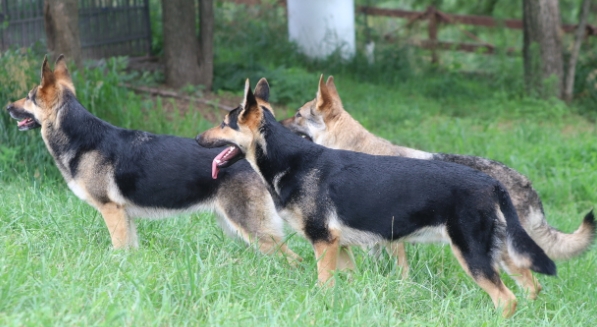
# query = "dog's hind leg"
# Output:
<box><xmin>257</xmin><ymin>235</ymin><xmax>303</xmax><ymax>266</ymax></box>
<box><xmin>450</xmin><ymin>243</ymin><xmax>517</xmax><ymax>318</ymax></box>
<box><xmin>214</xmin><ymin>182</ymin><xmax>302</xmax><ymax>265</ymax></box>
<box><xmin>386</xmin><ymin>242</ymin><xmax>409</xmax><ymax>278</ymax></box>
<box><xmin>98</xmin><ymin>202</ymin><xmax>137</xmax><ymax>249</ymax></box>
<box><xmin>337</xmin><ymin>246</ymin><xmax>356</xmax><ymax>271</ymax></box>
<box><xmin>313</xmin><ymin>230</ymin><xmax>341</xmax><ymax>286</ymax></box>
<box><xmin>500</xmin><ymin>250</ymin><xmax>542</xmax><ymax>300</ymax></box>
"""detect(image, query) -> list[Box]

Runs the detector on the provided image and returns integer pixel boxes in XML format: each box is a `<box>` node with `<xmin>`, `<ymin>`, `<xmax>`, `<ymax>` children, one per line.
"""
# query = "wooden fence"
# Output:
<box><xmin>226</xmin><ymin>1</ymin><xmax>596</xmax><ymax>60</ymax></box>
<box><xmin>358</xmin><ymin>6</ymin><xmax>597</xmax><ymax>62</ymax></box>
<box><xmin>0</xmin><ymin>0</ymin><xmax>152</xmax><ymax>59</ymax></box>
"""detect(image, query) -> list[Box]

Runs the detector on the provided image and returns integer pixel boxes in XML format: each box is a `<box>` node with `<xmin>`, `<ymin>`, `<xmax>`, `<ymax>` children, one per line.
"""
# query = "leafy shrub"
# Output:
<box><xmin>0</xmin><ymin>50</ymin><xmax>54</xmax><ymax>182</ymax></box>
<box><xmin>573</xmin><ymin>50</ymin><xmax>597</xmax><ymax>117</ymax></box>
<box><xmin>213</xmin><ymin>61</ymin><xmax>313</xmax><ymax>108</ymax></box>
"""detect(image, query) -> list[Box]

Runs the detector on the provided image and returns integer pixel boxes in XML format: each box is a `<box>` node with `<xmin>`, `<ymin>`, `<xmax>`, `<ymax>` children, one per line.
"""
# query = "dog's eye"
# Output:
<box><xmin>295</xmin><ymin>112</ymin><xmax>302</xmax><ymax>118</ymax></box>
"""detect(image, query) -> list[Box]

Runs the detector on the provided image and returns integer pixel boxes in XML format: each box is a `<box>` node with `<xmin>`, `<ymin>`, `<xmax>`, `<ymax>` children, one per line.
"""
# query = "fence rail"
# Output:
<box><xmin>358</xmin><ymin>6</ymin><xmax>596</xmax><ymax>61</ymax></box>
<box><xmin>358</xmin><ymin>6</ymin><xmax>597</xmax><ymax>35</ymax></box>
<box><xmin>0</xmin><ymin>0</ymin><xmax>151</xmax><ymax>59</ymax></box>
<box><xmin>226</xmin><ymin>1</ymin><xmax>596</xmax><ymax>59</ymax></box>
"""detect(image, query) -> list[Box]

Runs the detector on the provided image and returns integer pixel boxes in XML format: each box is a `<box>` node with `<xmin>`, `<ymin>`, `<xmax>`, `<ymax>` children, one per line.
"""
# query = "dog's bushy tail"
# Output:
<box><xmin>497</xmin><ymin>185</ymin><xmax>557</xmax><ymax>276</ymax></box>
<box><xmin>526</xmin><ymin>208</ymin><xmax>595</xmax><ymax>261</ymax></box>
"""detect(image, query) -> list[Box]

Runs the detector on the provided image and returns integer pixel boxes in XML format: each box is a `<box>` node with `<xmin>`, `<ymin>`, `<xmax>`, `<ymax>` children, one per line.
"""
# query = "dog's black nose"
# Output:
<box><xmin>6</xmin><ymin>103</ymin><xmax>13</xmax><ymax>111</ymax></box>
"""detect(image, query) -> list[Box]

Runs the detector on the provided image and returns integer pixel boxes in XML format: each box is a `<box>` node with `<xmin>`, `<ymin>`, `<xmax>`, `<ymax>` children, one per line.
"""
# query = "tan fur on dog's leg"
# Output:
<box><xmin>500</xmin><ymin>250</ymin><xmax>542</xmax><ymax>300</ymax></box>
<box><xmin>278</xmin><ymin>243</ymin><xmax>303</xmax><ymax>265</ymax></box>
<box><xmin>313</xmin><ymin>236</ymin><xmax>340</xmax><ymax>286</ymax></box>
<box><xmin>337</xmin><ymin>246</ymin><xmax>356</xmax><ymax>271</ymax></box>
<box><xmin>99</xmin><ymin>202</ymin><xmax>136</xmax><ymax>249</ymax></box>
<box><xmin>451</xmin><ymin>244</ymin><xmax>517</xmax><ymax>318</ymax></box>
<box><xmin>476</xmin><ymin>276</ymin><xmax>518</xmax><ymax>318</ymax></box>
<box><xmin>387</xmin><ymin>242</ymin><xmax>409</xmax><ymax>278</ymax></box>
<box><xmin>257</xmin><ymin>237</ymin><xmax>303</xmax><ymax>266</ymax></box>
<box><xmin>127</xmin><ymin>218</ymin><xmax>139</xmax><ymax>248</ymax></box>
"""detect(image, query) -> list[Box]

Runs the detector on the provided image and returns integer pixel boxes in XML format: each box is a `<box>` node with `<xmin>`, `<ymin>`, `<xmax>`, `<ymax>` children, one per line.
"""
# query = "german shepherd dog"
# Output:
<box><xmin>282</xmin><ymin>75</ymin><xmax>595</xmax><ymax>278</ymax></box>
<box><xmin>196</xmin><ymin>79</ymin><xmax>557</xmax><ymax>317</ymax></box>
<box><xmin>5</xmin><ymin>55</ymin><xmax>300</xmax><ymax>263</ymax></box>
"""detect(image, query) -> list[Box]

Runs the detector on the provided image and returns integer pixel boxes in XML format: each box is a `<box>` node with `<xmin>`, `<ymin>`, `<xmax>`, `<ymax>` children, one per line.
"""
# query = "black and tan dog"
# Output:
<box><xmin>197</xmin><ymin>78</ymin><xmax>557</xmax><ymax>317</ymax></box>
<box><xmin>282</xmin><ymin>75</ymin><xmax>595</xmax><ymax>279</ymax></box>
<box><xmin>5</xmin><ymin>55</ymin><xmax>300</xmax><ymax>263</ymax></box>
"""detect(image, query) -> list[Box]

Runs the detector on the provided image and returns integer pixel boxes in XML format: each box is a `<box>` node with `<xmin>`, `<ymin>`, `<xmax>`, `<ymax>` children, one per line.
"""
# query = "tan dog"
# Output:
<box><xmin>281</xmin><ymin>75</ymin><xmax>595</xmax><ymax>281</ymax></box>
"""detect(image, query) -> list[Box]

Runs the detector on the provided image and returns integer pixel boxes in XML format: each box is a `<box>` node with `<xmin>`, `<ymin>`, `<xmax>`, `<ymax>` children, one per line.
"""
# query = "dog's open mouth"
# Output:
<box><xmin>14</xmin><ymin>115</ymin><xmax>40</xmax><ymax>131</ymax></box>
<box><xmin>212</xmin><ymin>146</ymin><xmax>243</xmax><ymax>179</ymax></box>
<box><xmin>8</xmin><ymin>106</ymin><xmax>40</xmax><ymax>131</ymax></box>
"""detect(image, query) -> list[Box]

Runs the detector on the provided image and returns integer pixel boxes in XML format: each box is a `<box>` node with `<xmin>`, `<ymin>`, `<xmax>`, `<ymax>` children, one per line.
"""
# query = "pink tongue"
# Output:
<box><xmin>211</xmin><ymin>160</ymin><xmax>220</xmax><ymax>179</ymax></box>
<box><xmin>212</xmin><ymin>147</ymin><xmax>231</xmax><ymax>179</ymax></box>
<box><xmin>18</xmin><ymin>119</ymin><xmax>29</xmax><ymax>127</ymax></box>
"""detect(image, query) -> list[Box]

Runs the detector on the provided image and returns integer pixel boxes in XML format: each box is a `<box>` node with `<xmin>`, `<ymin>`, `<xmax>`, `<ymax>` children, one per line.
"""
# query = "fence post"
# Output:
<box><xmin>427</xmin><ymin>6</ymin><xmax>438</xmax><ymax>64</ymax></box>
<box><xmin>0</xmin><ymin>0</ymin><xmax>7</xmax><ymax>49</ymax></box>
<box><xmin>144</xmin><ymin>0</ymin><xmax>152</xmax><ymax>55</ymax></box>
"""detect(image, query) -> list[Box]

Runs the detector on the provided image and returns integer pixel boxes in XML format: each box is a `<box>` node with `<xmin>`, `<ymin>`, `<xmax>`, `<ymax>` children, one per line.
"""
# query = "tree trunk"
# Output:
<box><xmin>522</xmin><ymin>0</ymin><xmax>564</xmax><ymax>99</ymax></box>
<box><xmin>198</xmin><ymin>0</ymin><xmax>214</xmax><ymax>91</ymax></box>
<box><xmin>563</xmin><ymin>0</ymin><xmax>591</xmax><ymax>102</ymax></box>
<box><xmin>162</xmin><ymin>0</ymin><xmax>201</xmax><ymax>89</ymax></box>
<box><xmin>43</xmin><ymin>0</ymin><xmax>81</xmax><ymax>68</ymax></box>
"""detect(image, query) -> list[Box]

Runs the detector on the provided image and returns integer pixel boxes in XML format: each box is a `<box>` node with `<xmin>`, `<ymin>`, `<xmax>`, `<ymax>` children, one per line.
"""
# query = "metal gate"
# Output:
<box><xmin>0</xmin><ymin>0</ymin><xmax>151</xmax><ymax>58</ymax></box>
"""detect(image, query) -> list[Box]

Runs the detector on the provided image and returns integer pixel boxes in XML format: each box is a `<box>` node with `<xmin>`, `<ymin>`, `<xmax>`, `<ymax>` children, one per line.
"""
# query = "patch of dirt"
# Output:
<box><xmin>560</xmin><ymin>120</ymin><xmax>596</xmax><ymax>136</ymax></box>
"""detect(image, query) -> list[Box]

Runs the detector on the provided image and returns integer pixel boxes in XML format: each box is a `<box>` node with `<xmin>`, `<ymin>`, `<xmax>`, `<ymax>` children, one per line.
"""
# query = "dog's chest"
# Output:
<box><xmin>67</xmin><ymin>179</ymin><xmax>89</xmax><ymax>201</ymax></box>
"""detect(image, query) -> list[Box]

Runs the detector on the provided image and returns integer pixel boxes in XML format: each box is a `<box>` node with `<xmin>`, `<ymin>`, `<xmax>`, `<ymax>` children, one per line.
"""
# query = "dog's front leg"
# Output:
<box><xmin>99</xmin><ymin>202</ymin><xmax>137</xmax><ymax>249</ymax></box>
<box><xmin>386</xmin><ymin>242</ymin><xmax>409</xmax><ymax>278</ymax></box>
<box><xmin>313</xmin><ymin>232</ymin><xmax>340</xmax><ymax>286</ymax></box>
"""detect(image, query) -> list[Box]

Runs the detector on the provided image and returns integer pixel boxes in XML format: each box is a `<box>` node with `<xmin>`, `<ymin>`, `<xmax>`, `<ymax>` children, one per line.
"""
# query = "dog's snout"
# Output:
<box><xmin>195</xmin><ymin>133</ymin><xmax>204</xmax><ymax>145</ymax></box>
<box><xmin>279</xmin><ymin>117</ymin><xmax>293</xmax><ymax>127</ymax></box>
<box><xmin>6</xmin><ymin>103</ymin><xmax>13</xmax><ymax>111</ymax></box>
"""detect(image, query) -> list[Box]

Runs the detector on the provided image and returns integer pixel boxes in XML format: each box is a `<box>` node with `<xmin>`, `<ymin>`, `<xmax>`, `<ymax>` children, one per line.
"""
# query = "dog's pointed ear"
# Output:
<box><xmin>240</xmin><ymin>79</ymin><xmax>259</xmax><ymax>123</ymax></box>
<box><xmin>316</xmin><ymin>74</ymin><xmax>333</xmax><ymax>111</ymax></box>
<box><xmin>53</xmin><ymin>54</ymin><xmax>72</xmax><ymax>83</ymax></box>
<box><xmin>326</xmin><ymin>76</ymin><xmax>338</xmax><ymax>97</ymax></box>
<box><xmin>241</xmin><ymin>79</ymin><xmax>257</xmax><ymax>109</ymax></box>
<box><xmin>254</xmin><ymin>78</ymin><xmax>270</xmax><ymax>102</ymax></box>
<box><xmin>40</xmin><ymin>55</ymin><xmax>55</xmax><ymax>89</ymax></box>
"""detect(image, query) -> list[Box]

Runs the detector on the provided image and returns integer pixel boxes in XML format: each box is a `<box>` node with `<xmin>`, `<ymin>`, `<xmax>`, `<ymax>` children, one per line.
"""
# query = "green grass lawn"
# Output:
<box><xmin>1</xmin><ymin>68</ymin><xmax>596</xmax><ymax>325</ymax></box>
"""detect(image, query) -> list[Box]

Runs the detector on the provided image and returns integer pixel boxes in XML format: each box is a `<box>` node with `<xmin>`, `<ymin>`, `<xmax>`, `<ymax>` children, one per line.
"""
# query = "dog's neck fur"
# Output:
<box><xmin>323</xmin><ymin>107</ymin><xmax>432</xmax><ymax>159</ymax></box>
<box><xmin>252</xmin><ymin>110</ymin><xmax>322</xmax><ymax>202</ymax></box>
<box><xmin>41</xmin><ymin>91</ymin><xmax>109</xmax><ymax>179</ymax></box>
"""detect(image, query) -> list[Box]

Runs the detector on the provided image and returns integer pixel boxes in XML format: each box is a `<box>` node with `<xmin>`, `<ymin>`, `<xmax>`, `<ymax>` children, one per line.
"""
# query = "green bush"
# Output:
<box><xmin>573</xmin><ymin>50</ymin><xmax>597</xmax><ymax>117</ymax></box>
<box><xmin>213</xmin><ymin>61</ymin><xmax>314</xmax><ymax>108</ymax></box>
<box><xmin>0</xmin><ymin>50</ymin><xmax>54</xmax><ymax>183</ymax></box>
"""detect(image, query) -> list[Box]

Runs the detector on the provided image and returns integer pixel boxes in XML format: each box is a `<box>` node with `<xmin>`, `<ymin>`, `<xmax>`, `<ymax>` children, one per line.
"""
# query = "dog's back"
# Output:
<box><xmin>318</xmin><ymin>152</ymin><xmax>499</xmax><ymax>238</ymax></box>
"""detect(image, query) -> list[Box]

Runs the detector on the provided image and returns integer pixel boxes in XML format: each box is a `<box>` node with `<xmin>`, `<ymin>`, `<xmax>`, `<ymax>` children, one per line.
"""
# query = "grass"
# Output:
<box><xmin>1</xmin><ymin>181</ymin><xmax>595</xmax><ymax>326</ymax></box>
<box><xmin>1</xmin><ymin>4</ymin><xmax>597</xmax><ymax>323</ymax></box>
<box><xmin>1</xmin><ymin>62</ymin><xmax>596</xmax><ymax>325</ymax></box>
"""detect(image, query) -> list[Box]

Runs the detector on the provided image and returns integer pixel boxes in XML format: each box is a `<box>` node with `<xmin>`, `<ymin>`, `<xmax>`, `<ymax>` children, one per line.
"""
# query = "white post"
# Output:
<box><xmin>287</xmin><ymin>0</ymin><xmax>355</xmax><ymax>60</ymax></box>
